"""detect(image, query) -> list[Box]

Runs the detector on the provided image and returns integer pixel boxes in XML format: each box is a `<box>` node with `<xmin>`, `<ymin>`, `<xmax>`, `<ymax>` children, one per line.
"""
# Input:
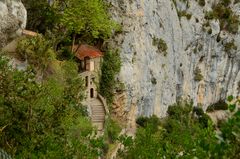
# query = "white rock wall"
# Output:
<box><xmin>108</xmin><ymin>0</ymin><xmax>240</xmax><ymax>117</ymax></box>
<box><xmin>0</xmin><ymin>0</ymin><xmax>27</xmax><ymax>48</ymax></box>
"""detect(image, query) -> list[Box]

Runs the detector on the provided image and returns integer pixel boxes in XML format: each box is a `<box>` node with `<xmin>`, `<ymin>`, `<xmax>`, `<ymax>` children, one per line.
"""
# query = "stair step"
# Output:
<box><xmin>92</xmin><ymin>119</ymin><xmax>104</xmax><ymax>122</ymax></box>
<box><xmin>92</xmin><ymin>116</ymin><xmax>104</xmax><ymax>118</ymax></box>
<box><xmin>91</xmin><ymin>105</ymin><xmax>103</xmax><ymax>108</ymax></box>
<box><xmin>92</xmin><ymin>112</ymin><xmax>105</xmax><ymax>114</ymax></box>
<box><xmin>91</xmin><ymin>108</ymin><xmax>104</xmax><ymax>110</ymax></box>
<box><xmin>92</xmin><ymin>117</ymin><xmax>105</xmax><ymax>120</ymax></box>
<box><xmin>92</xmin><ymin>115</ymin><xmax>105</xmax><ymax>117</ymax></box>
<box><xmin>92</xmin><ymin>109</ymin><xmax>105</xmax><ymax>112</ymax></box>
<box><xmin>91</xmin><ymin>106</ymin><xmax>104</xmax><ymax>108</ymax></box>
<box><xmin>92</xmin><ymin>111</ymin><xmax>105</xmax><ymax>113</ymax></box>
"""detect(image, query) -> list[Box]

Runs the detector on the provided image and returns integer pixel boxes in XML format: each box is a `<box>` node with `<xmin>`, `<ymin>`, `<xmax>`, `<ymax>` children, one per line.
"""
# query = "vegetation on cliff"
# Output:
<box><xmin>0</xmin><ymin>56</ymin><xmax>103</xmax><ymax>158</ymax></box>
<box><xmin>1</xmin><ymin>0</ymin><xmax>120</xmax><ymax>158</ymax></box>
<box><xmin>1</xmin><ymin>0</ymin><xmax>240</xmax><ymax>158</ymax></box>
<box><xmin>118</xmin><ymin>100</ymin><xmax>240</xmax><ymax>158</ymax></box>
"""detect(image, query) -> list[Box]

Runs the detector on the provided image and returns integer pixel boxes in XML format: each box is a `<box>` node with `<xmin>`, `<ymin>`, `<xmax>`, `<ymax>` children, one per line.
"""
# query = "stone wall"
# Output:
<box><xmin>0</xmin><ymin>0</ymin><xmax>27</xmax><ymax>48</ymax></box>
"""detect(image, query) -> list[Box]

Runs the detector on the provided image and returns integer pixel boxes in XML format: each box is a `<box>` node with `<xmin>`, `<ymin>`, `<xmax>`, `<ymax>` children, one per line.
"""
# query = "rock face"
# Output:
<box><xmin>0</xmin><ymin>0</ymin><xmax>27</xmax><ymax>48</ymax></box>
<box><xmin>108</xmin><ymin>0</ymin><xmax>240</xmax><ymax>117</ymax></box>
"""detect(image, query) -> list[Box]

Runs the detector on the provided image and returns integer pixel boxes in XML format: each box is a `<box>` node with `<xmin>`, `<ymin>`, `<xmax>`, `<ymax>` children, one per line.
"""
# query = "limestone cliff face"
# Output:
<box><xmin>108</xmin><ymin>0</ymin><xmax>240</xmax><ymax>117</ymax></box>
<box><xmin>0</xmin><ymin>0</ymin><xmax>27</xmax><ymax>48</ymax></box>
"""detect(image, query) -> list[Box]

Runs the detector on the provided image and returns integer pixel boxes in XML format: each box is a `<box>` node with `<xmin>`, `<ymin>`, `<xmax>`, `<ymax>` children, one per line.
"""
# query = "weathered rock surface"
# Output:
<box><xmin>108</xmin><ymin>0</ymin><xmax>240</xmax><ymax>117</ymax></box>
<box><xmin>0</xmin><ymin>0</ymin><xmax>27</xmax><ymax>48</ymax></box>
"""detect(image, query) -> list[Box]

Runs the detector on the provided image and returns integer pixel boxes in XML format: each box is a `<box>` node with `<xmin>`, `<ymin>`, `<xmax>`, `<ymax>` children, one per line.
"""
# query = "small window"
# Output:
<box><xmin>85</xmin><ymin>76</ymin><xmax>88</xmax><ymax>87</ymax></box>
<box><xmin>90</xmin><ymin>88</ymin><xmax>94</xmax><ymax>98</ymax></box>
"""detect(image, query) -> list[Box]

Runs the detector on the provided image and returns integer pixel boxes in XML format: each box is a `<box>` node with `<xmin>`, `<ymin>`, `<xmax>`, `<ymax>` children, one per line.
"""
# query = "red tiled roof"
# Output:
<box><xmin>73</xmin><ymin>44</ymin><xmax>103</xmax><ymax>60</ymax></box>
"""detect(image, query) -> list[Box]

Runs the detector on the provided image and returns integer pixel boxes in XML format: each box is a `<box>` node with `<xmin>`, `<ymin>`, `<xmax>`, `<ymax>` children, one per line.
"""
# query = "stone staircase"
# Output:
<box><xmin>90</xmin><ymin>98</ymin><xmax>106</xmax><ymax>132</ymax></box>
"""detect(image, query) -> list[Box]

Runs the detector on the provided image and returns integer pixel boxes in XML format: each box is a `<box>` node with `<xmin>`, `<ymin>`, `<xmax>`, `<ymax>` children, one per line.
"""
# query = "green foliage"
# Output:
<box><xmin>104</xmin><ymin>118</ymin><xmax>121</xmax><ymax>143</ymax></box>
<box><xmin>205</xmin><ymin>2</ymin><xmax>239</xmax><ymax>34</ymax></box>
<box><xmin>206</xmin><ymin>100</ymin><xmax>229</xmax><ymax>112</ymax></box>
<box><xmin>151</xmin><ymin>77</ymin><xmax>157</xmax><ymax>85</ymax></box>
<box><xmin>198</xmin><ymin>0</ymin><xmax>205</xmax><ymax>6</ymax></box>
<box><xmin>59</xmin><ymin>0</ymin><xmax>118</xmax><ymax>40</ymax></box>
<box><xmin>99</xmin><ymin>50</ymin><xmax>121</xmax><ymax>104</ymax></box>
<box><xmin>194</xmin><ymin>66</ymin><xmax>203</xmax><ymax>81</ymax></box>
<box><xmin>0</xmin><ymin>55</ymin><xmax>102</xmax><ymax>158</ymax></box>
<box><xmin>235</xmin><ymin>0</ymin><xmax>240</xmax><ymax>4</ymax></box>
<box><xmin>22</xmin><ymin>0</ymin><xmax>119</xmax><ymax>50</ymax></box>
<box><xmin>178</xmin><ymin>10</ymin><xmax>192</xmax><ymax>20</ymax></box>
<box><xmin>119</xmin><ymin>102</ymin><xmax>218</xmax><ymax>158</ymax></box>
<box><xmin>22</xmin><ymin>0</ymin><xmax>58</xmax><ymax>33</ymax></box>
<box><xmin>136</xmin><ymin>115</ymin><xmax>160</xmax><ymax>132</ymax></box>
<box><xmin>221</xmin><ymin>0</ymin><xmax>231</xmax><ymax>6</ymax></box>
<box><xmin>119</xmin><ymin>98</ymin><xmax>240</xmax><ymax>158</ymax></box>
<box><xmin>218</xmin><ymin>107</ymin><xmax>240</xmax><ymax>158</ymax></box>
<box><xmin>17</xmin><ymin>35</ymin><xmax>56</xmax><ymax>72</ymax></box>
<box><xmin>224</xmin><ymin>40</ymin><xmax>237</xmax><ymax>54</ymax></box>
<box><xmin>152</xmin><ymin>37</ymin><xmax>168</xmax><ymax>56</ymax></box>
<box><xmin>227</xmin><ymin>95</ymin><xmax>234</xmax><ymax>102</ymax></box>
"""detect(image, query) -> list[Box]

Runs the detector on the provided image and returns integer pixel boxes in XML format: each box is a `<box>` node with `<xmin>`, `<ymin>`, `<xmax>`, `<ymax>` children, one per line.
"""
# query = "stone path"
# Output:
<box><xmin>90</xmin><ymin>98</ymin><xmax>106</xmax><ymax>132</ymax></box>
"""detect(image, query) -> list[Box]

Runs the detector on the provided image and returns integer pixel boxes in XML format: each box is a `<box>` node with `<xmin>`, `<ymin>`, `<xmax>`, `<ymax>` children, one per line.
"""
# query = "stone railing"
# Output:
<box><xmin>97</xmin><ymin>93</ymin><xmax>109</xmax><ymax>115</ymax></box>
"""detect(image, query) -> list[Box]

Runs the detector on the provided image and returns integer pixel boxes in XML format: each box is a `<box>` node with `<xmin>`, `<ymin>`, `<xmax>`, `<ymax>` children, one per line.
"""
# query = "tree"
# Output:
<box><xmin>59</xmin><ymin>0</ymin><xmax>118</xmax><ymax>41</ymax></box>
<box><xmin>99</xmin><ymin>50</ymin><xmax>121</xmax><ymax>104</ymax></box>
<box><xmin>22</xmin><ymin>0</ymin><xmax>118</xmax><ymax>49</ymax></box>
<box><xmin>118</xmin><ymin>102</ymin><xmax>219</xmax><ymax>158</ymax></box>
<box><xmin>17</xmin><ymin>35</ymin><xmax>56</xmax><ymax>73</ymax></box>
<box><xmin>0</xmin><ymin>55</ymin><xmax>103</xmax><ymax>158</ymax></box>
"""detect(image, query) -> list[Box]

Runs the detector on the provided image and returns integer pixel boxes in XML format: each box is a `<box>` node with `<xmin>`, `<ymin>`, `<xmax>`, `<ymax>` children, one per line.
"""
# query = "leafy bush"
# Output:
<box><xmin>152</xmin><ymin>37</ymin><xmax>168</xmax><ymax>56</ymax></box>
<box><xmin>104</xmin><ymin>118</ymin><xmax>121</xmax><ymax>143</ymax></box>
<box><xmin>119</xmin><ymin>102</ymin><xmax>219</xmax><ymax>158</ymax></box>
<box><xmin>194</xmin><ymin>66</ymin><xmax>203</xmax><ymax>81</ymax></box>
<box><xmin>59</xmin><ymin>0</ymin><xmax>118</xmax><ymax>40</ymax></box>
<box><xmin>178</xmin><ymin>10</ymin><xmax>192</xmax><ymax>20</ymax></box>
<box><xmin>198</xmin><ymin>0</ymin><xmax>206</xmax><ymax>6</ymax></box>
<box><xmin>17</xmin><ymin>35</ymin><xmax>56</xmax><ymax>71</ymax></box>
<box><xmin>136</xmin><ymin>115</ymin><xmax>160</xmax><ymax>131</ymax></box>
<box><xmin>205</xmin><ymin>3</ymin><xmax>239</xmax><ymax>34</ymax></box>
<box><xmin>99</xmin><ymin>50</ymin><xmax>121</xmax><ymax>104</ymax></box>
<box><xmin>0</xmin><ymin>55</ymin><xmax>102</xmax><ymax>158</ymax></box>
<box><xmin>234</xmin><ymin>0</ymin><xmax>240</xmax><ymax>4</ymax></box>
<box><xmin>221</xmin><ymin>0</ymin><xmax>231</xmax><ymax>6</ymax></box>
<box><xmin>206</xmin><ymin>100</ymin><xmax>228</xmax><ymax>112</ymax></box>
<box><xmin>224</xmin><ymin>40</ymin><xmax>237</xmax><ymax>54</ymax></box>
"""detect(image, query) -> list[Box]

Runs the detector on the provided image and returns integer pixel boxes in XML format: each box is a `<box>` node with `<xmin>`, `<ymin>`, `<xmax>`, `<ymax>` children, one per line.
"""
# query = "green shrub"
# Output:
<box><xmin>17</xmin><ymin>35</ymin><xmax>56</xmax><ymax>71</ymax></box>
<box><xmin>0</xmin><ymin>55</ymin><xmax>101</xmax><ymax>158</ymax></box>
<box><xmin>224</xmin><ymin>40</ymin><xmax>237</xmax><ymax>54</ymax></box>
<box><xmin>178</xmin><ymin>10</ymin><xmax>192</xmax><ymax>20</ymax></box>
<box><xmin>151</xmin><ymin>77</ymin><xmax>157</xmax><ymax>85</ymax></box>
<box><xmin>99</xmin><ymin>50</ymin><xmax>121</xmax><ymax>104</ymax></box>
<box><xmin>167</xmin><ymin>101</ymin><xmax>192</xmax><ymax>121</ymax></box>
<box><xmin>136</xmin><ymin>116</ymin><xmax>149</xmax><ymax>127</ymax></box>
<box><xmin>221</xmin><ymin>0</ymin><xmax>231</xmax><ymax>6</ymax></box>
<box><xmin>136</xmin><ymin>115</ymin><xmax>160</xmax><ymax>128</ymax></box>
<box><xmin>152</xmin><ymin>37</ymin><xmax>168</xmax><ymax>56</ymax></box>
<box><xmin>120</xmin><ymin>98</ymin><xmax>240</xmax><ymax>159</ymax></box>
<box><xmin>234</xmin><ymin>0</ymin><xmax>240</xmax><ymax>4</ymax></box>
<box><xmin>198</xmin><ymin>0</ymin><xmax>205</xmax><ymax>7</ymax></box>
<box><xmin>205</xmin><ymin>3</ymin><xmax>239</xmax><ymax>34</ymax></box>
<box><xmin>206</xmin><ymin>100</ymin><xmax>228</xmax><ymax>112</ymax></box>
<box><xmin>105</xmin><ymin>118</ymin><xmax>121</xmax><ymax>143</ymax></box>
<box><xmin>193</xmin><ymin>107</ymin><xmax>205</xmax><ymax>116</ymax></box>
<box><xmin>194</xmin><ymin>67</ymin><xmax>203</xmax><ymax>81</ymax></box>
<box><xmin>120</xmin><ymin>101</ymin><xmax>219</xmax><ymax>158</ymax></box>
<box><xmin>208</xmin><ymin>28</ymin><xmax>212</xmax><ymax>34</ymax></box>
